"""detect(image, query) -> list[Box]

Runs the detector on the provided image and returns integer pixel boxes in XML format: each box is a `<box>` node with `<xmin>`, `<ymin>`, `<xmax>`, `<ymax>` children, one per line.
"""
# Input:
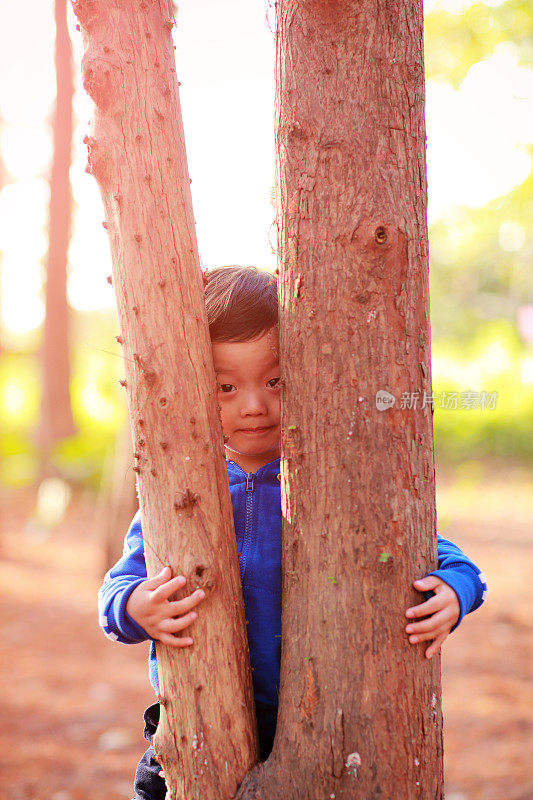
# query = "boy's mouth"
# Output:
<box><xmin>239</xmin><ymin>426</ymin><xmax>273</xmax><ymax>434</ymax></box>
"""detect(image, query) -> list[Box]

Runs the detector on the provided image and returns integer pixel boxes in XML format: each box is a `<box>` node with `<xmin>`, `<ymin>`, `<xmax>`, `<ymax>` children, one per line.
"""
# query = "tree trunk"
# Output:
<box><xmin>95</xmin><ymin>423</ymin><xmax>138</xmax><ymax>576</ymax></box>
<box><xmin>40</xmin><ymin>0</ymin><xmax>76</xmax><ymax>456</ymax></box>
<box><xmin>238</xmin><ymin>1</ymin><xmax>443</xmax><ymax>798</ymax></box>
<box><xmin>71</xmin><ymin>1</ymin><xmax>258</xmax><ymax>797</ymax></box>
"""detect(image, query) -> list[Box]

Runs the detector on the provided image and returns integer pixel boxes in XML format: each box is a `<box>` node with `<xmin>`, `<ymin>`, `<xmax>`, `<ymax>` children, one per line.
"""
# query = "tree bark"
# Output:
<box><xmin>238</xmin><ymin>1</ymin><xmax>443</xmax><ymax>798</ymax></box>
<box><xmin>71</xmin><ymin>1</ymin><xmax>257</xmax><ymax>797</ymax></box>
<box><xmin>40</xmin><ymin>0</ymin><xmax>76</xmax><ymax>454</ymax></box>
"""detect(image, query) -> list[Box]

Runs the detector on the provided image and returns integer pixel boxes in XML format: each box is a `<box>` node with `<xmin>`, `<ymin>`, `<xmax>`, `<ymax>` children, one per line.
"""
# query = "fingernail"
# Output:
<box><xmin>191</xmin><ymin>611</ymin><xmax>197</xmax><ymax>619</ymax></box>
<box><xmin>197</xmin><ymin>590</ymin><xmax>204</xmax><ymax>597</ymax></box>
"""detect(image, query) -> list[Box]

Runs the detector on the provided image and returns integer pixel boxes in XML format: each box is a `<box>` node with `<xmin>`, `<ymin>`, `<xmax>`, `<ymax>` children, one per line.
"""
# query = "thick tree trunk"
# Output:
<box><xmin>239</xmin><ymin>1</ymin><xmax>443</xmax><ymax>798</ymax></box>
<box><xmin>40</xmin><ymin>0</ymin><xmax>76</xmax><ymax>454</ymax></box>
<box><xmin>72</xmin><ymin>1</ymin><xmax>257</xmax><ymax>797</ymax></box>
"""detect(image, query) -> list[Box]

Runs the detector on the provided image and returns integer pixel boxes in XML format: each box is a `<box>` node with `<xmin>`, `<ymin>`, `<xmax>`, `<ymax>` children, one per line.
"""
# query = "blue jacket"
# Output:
<box><xmin>98</xmin><ymin>456</ymin><xmax>487</xmax><ymax>746</ymax></box>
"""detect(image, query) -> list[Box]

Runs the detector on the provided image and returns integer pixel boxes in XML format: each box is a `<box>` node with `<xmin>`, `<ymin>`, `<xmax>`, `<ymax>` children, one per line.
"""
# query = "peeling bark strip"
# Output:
<box><xmin>239</xmin><ymin>0</ymin><xmax>443</xmax><ymax>798</ymax></box>
<box><xmin>71</xmin><ymin>1</ymin><xmax>257</xmax><ymax>797</ymax></box>
<box><xmin>298</xmin><ymin>658</ymin><xmax>320</xmax><ymax>721</ymax></box>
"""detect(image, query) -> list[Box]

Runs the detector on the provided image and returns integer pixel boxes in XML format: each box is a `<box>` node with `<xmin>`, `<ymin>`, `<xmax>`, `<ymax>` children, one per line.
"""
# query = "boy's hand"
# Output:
<box><xmin>126</xmin><ymin>566</ymin><xmax>205</xmax><ymax>648</ymax></box>
<box><xmin>405</xmin><ymin>576</ymin><xmax>460</xmax><ymax>659</ymax></box>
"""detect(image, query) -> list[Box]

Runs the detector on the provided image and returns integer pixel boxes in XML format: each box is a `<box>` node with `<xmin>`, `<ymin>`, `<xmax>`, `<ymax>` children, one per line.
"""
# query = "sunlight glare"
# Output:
<box><xmin>2</xmin><ymin>380</ymin><xmax>27</xmax><ymax>417</ymax></box>
<box><xmin>1</xmin><ymin>125</ymin><xmax>52</xmax><ymax>180</ymax></box>
<box><xmin>427</xmin><ymin>52</ymin><xmax>533</xmax><ymax>221</ymax></box>
<box><xmin>2</xmin><ymin>253</ymin><xmax>45</xmax><ymax>334</ymax></box>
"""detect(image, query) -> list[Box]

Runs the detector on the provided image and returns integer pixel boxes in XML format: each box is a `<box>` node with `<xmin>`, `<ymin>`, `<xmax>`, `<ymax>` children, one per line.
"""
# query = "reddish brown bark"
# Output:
<box><xmin>40</xmin><ymin>0</ymin><xmax>76</xmax><ymax>452</ymax></box>
<box><xmin>238</xmin><ymin>1</ymin><xmax>443</xmax><ymax>797</ymax></box>
<box><xmin>71</xmin><ymin>1</ymin><xmax>257</xmax><ymax>797</ymax></box>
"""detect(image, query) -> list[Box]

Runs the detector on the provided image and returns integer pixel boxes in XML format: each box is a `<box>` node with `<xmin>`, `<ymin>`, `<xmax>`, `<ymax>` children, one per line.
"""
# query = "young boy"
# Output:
<box><xmin>98</xmin><ymin>266</ymin><xmax>488</xmax><ymax>800</ymax></box>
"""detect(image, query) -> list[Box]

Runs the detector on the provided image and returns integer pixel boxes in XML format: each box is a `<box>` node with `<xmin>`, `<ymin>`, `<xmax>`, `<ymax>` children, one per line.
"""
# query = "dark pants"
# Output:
<box><xmin>133</xmin><ymin>702</ymin><xmax>275</xmax><ymax>800</ymax></box>
<box><xmin>133</xmin><ymin>703</ymin><xmax>166</xmax><ymax>800</ymax></box>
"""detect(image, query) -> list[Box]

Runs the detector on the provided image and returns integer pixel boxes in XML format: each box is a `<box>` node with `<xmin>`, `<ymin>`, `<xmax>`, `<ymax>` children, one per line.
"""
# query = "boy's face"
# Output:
<box><xmin>211</xmin><ymin>326</ymin><xmax>281</xmax><ymax>474</ymax></box>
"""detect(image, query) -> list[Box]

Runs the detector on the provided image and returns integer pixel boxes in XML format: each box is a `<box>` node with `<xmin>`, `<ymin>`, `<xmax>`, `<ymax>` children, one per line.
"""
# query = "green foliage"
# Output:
<box><xmin>433</xmin><ymin>319</ymin><xmax>533</xmax><ymax>461</ymax></box>
<box><xmin>0</xmin><ymin>353</ymin><xmax>41</xmax><ymax>485</ymax></box>
<box><xmin>429</xmin><ymin>158</ymin><xmax>533</xmax><ymax>342</ymax></box>
<box><xmin>425</xmin><ymin>1</ymin><xmax>533</xmax><ymax>87</ymax></box>
<box><xmin>0</xmin><ymin>311</ymin><xmax>128</xmax><ymax>487</ymax></box>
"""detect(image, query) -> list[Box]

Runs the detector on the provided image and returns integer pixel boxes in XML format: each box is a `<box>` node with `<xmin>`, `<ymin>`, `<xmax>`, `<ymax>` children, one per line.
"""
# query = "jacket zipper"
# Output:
<box><xmin>241</xmin><ymin>472</ymin><xmax>255</xmax><ymax>581</ymax></box>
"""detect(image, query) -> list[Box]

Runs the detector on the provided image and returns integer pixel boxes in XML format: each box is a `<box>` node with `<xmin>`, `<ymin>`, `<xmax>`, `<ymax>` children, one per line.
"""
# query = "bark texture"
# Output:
<box><xmin>40</xmin><ymin>0</ymin><xmax>76</xmax><ymax>452</ymax></box>
<box><xmin>71</xmin><ymin>1</ymin><xmax>257</xmax><ymax>796</ymax></box>
<box><xmin>239</xmin><ymin>1</ymin><xmax>443</xmax><ymax>798</ymax></box>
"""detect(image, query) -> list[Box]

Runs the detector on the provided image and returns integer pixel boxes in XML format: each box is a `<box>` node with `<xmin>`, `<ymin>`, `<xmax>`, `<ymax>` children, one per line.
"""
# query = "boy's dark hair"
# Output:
<box><xmin>204</xmin><ymin>266</ymin><xmax>278</xmax><ymax>343</ymax></box>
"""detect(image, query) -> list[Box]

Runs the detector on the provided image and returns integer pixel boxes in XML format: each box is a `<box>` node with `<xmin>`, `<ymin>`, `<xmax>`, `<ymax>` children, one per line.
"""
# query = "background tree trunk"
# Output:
<box><xmin>95</xmin><ymin>423</ymin><xmax>138</xmax><ymax>576</ymax></box>
<box><xmin>72</xmin><ymin>1</ymin><xmax>258</xmax><ymax>797</ymax></box>
<box><xmin>239</xmin><ymin>1</ymin><xmax>443</xmax><ymax>797</ymax></box>
<box><xmin>40</xmin><ymin>0</ymin><xmax>76</xmax><ymax>460</ymax></box>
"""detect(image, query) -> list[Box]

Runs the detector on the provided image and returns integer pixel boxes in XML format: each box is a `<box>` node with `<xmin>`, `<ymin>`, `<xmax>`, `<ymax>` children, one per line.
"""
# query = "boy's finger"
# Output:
<box><xmin>408</xmin><ymin>623</ymin><xmax>450</xmax><ymax>645</ymax></box>
<box><xmin>161</xmin><ymin>611</ymin><xmax>198</xmax><ymax>634</ymax></box>
<box><xmin>413</xmin><ymin>576</ymin><xmax>442</xmax><ymax>592</ymax></box>
<box><xmin>406</xmin><ymin>608</ymin><xmax>450</xmax><ymax>636</ymax></box>
<box><xmin>425</xmin><ymin>632</ymin><xmax>447</xmax><ymax>659</ymax></box>
<box><xmin>151</xmin><ymin>574</ymin><xmax>188</xmax><ymax>601</ymax></box>
<box><xmin>158</xmin><ymin>632</ymin><xmax>194</xmax><ymax>648</ymax></box>
<box><xmin>405</xmin><ymin>594</ymin><xmax>444</xmax><ymax>619</ymax></box>
<box><xmin>167</xmin><ymin>589</ymin><xmax>205</xmax><ymax>617</ymax></box>
<box><xmin>143</xmin><ymin>566</ymin><xmax>174</xmax><ymax>589</ymax></box>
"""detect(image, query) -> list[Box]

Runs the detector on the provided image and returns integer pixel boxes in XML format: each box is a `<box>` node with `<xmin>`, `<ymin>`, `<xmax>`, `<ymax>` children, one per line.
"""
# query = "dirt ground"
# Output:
<box><xmin>1</xmin><ymin>461</ymin><xmax>532</xmax><ymax>800</ymax></box>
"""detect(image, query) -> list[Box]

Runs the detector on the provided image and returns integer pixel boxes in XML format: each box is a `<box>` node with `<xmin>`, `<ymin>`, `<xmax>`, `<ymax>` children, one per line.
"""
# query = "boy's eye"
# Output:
<box><xmin>267</xmin><ymin>377</ymin><xmax>281</xmax><ymax>389</ymax></box>
<box><xmin>218</xmin><ymin>383</ymin><xmax>235</xmax><ymax>393</ymax></box>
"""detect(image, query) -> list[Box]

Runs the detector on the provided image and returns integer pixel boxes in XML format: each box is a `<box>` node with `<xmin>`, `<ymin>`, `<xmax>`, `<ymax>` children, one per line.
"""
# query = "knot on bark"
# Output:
<box><xmin>82</xmin><ymin>134</ymin><xmax>112</xmax><ymax>185</ymax></box>
<box><xmin>173</xmin><ymin>488</ymin><xmax>199</xmax><ymax>513</ymax></box>
<box><xmin>81</xmin><ymin>51</ymin><xmax>117</xmax><ymax>113</ymax></box>
<box><xmin>187</xmin><ymin>561</ymin><xmax>215</xmax><ymax>593</ymax></box>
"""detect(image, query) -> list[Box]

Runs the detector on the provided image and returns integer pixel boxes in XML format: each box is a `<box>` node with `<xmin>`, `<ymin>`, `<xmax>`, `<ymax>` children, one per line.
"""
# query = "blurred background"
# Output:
<box><xmin>0</xmin><ymin>0</ymin><xmax>531</xmax><ymax>798</ymax></box>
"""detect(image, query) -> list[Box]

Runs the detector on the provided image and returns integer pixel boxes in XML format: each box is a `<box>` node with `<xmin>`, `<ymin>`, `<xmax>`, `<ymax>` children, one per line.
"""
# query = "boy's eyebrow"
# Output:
<box><xmin>214</xmin><ymin>359</ymin><xmax>279</xmax><ymax>374</ymax></box>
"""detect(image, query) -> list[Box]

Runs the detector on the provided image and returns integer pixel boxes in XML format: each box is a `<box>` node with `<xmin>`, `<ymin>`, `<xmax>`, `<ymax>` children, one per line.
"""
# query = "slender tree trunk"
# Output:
<box><xmin>40</xmin><ymin>0</ymin><xmax>76</xmax><ymax>455</ymax></box>
<box><xmin>95</xmin><ymin>423</ymin><xmax>138</xmax><ymax>576</ymax></box>
<box><xmin>72</xmin><ymin>1</ymin><xmax>258</xmax><ymax>797</ymax></box>
<box><xmin>239</xmin><ymin>1</ymin><xmax>443</xmax><ymax>798</ymax></box>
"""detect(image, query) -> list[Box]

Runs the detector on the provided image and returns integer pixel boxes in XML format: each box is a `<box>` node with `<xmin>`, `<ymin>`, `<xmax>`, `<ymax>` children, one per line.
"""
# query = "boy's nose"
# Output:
<box><xmin>240</xmin><ymin>390</ymin><xmax>268</xmax><ymax>415</ymax></box>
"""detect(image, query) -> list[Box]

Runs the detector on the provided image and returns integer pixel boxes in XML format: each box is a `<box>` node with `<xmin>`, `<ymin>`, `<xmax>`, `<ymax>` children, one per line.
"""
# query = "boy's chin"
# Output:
<box><xmin>225</xmin><ymin>437</ymin><xmax>280</xmax><ymax>458</ymax></box>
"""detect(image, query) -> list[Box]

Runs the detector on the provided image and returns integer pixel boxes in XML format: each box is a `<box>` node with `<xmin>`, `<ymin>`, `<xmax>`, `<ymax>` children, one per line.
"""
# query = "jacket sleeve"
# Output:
<box><xmin>97</xmin><ymin>510</ymin><xmax>151</xmax><ymax>644</ymax></box>
<box><xmin>427</xmin><ymin>534</ymin><xmax>488</xmax><ymax>632</ymax></box>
